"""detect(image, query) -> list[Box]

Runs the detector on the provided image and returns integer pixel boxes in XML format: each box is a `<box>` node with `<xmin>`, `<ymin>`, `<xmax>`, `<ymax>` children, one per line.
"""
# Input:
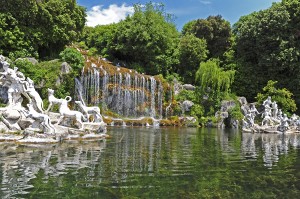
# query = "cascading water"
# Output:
<box><xmin>79</xmin><ymin>60</ymin><xmax>167</xmax><ymax>119</ymax></box>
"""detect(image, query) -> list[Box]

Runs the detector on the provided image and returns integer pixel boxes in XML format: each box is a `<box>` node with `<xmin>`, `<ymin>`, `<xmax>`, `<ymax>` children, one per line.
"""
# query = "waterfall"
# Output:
<box><xmin>75</xmin><ymin>78</ymin><xmax>86</xmax><ymax>106</ymax></box>
<box><xmin>150</xmin><ymin>77</ymin><xmax>156</xmax><ymax>118</ymax></box>
<box><xmin>78</xmin><ymin>62</ymin><xmax>166</xmax><ymax>119</ymax></box>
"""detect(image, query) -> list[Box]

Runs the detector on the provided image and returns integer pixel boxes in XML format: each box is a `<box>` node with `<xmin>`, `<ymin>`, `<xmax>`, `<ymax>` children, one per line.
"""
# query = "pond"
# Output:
<box><xmin>0</xmin><ymin>127</ymin><xmax>300</xmax><ymax>198</ymax></box>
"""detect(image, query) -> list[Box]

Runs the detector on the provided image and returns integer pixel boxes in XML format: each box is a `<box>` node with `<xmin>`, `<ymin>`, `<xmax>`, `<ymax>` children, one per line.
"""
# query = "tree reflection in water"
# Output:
<box><xmin>0</xmin><ymin>128</ymin><xmax>299</xmax><ymax>198</ymax></box>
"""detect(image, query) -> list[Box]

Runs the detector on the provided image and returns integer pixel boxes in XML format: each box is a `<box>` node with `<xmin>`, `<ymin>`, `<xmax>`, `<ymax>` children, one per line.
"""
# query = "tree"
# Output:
<box><xmin>82</xmin><ymin>24</ymin><xmax>118</xmax><ymax>57</ymax></box>
<box><xmin>196</xmin><ymin>59</ymin><xmax>235</xmax><ymax>94</ymax></box>
<box><xmin>108</xmin><ymin>3</ymin><xmax>179</xmax><ymax>75</ymax></box>
<box><xmin>0</xmin><ymin>13</ymin><xmax>29</xmax><ymax>57</ymax></box>
<box><xmin>256</xmin><ymin>80</ymin><xmax>297</xmax><ymax>114</ymax></box>
<box><xmin>0</xmin><ymin>0</ymin><xmax>86</xmax><ymax>58</ymax></box>
<box><xmin>195</xmin><ymin>59</ymin><xmax>235</xmax><ymax>115</ymax></box>
<box><xmin>233</xmin><ymin>0</ymin><xmax>300</xmax><ymax>108</ymax></box>
<box><xmin>182</xmin><ymin>15</ymin><xmax>232</xmax><ymax>59</ymax></box>
<box><xmin>177</xmin><ymin>34</ymin><xmax>208</xmax><ymax>84</ymax></box>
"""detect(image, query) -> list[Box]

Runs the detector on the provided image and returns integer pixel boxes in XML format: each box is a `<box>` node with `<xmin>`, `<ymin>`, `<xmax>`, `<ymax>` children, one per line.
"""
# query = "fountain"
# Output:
<box><xmin>241</xmin><ymin>96</ymin><xmax>300</xmax><ymax>133</ymax></box>
<box><xmin>77</xmin><ymin>55</ymin><xmax>173</xmax><ymax>126</ymax></box>
<box><xmin>0</xmin><ymin>55</ymin><xmax>107</xmax><ymax>143</ymax></box>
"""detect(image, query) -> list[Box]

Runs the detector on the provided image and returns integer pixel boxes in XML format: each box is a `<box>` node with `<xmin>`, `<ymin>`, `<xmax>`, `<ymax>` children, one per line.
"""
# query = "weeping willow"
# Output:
<box><xmin>195</xmin><ymin>59</ymin><xmax>235</xmax><ymax>94</ymax></box>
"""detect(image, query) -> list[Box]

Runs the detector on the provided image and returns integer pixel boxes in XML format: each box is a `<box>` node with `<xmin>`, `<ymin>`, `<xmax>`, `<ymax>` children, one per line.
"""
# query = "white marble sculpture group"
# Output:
<box><xmin>0</xmin><ymin>55</ymin><xmax>106</xmax><ymax>141</ymax></box>
<box><xmin>242</xmin><ymin>96</ymin><xmax>300</xmax><ymax>133</ymax></box>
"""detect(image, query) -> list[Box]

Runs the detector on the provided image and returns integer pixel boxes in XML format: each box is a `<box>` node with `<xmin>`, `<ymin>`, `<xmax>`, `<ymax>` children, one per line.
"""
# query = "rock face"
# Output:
<box><xmin>220</xmin><ymin>100</ymin><xmax>236</xmax><ymax>112</ymax></box>
<box><xmin>60</xmin><ymin>62</ymin><xmax>72</xmax><ymax>74</ymax></box>
<box><xmin>26</xmin><ymin>57</ymin><xmax>38</xmax><ymax>65</ymax></box>
<box><xmin>16</xmin><ymin>57</ymin><xmax>38</xmax><ymax>65</ymax></box>
<box><xmin>215</xmin><ymin>100</ymin><xmax>238</xmax><ymax>128</ymax></box>
<box><xmin>182</xmin><ymin>84</ymin><xmax>195</xmax><ymax>91</ymax></box>
<box><xmin>173</xmin><ymin>79</ymin><xmax>183</xmax><ymax>95</ymax></box>
<box><xmin>173</xmin><ymin>80</ymin><xmax>196</xmax><ymax>95</ymax></box>
<box><xmin>181</xmin><ymin>100</ymin><xmax>194</xmax><ymax>113</ymax></box>
<box><xmin>238</xmin><ymin>97</ymin><xmax>248</xmax><ymax>105</ymax></box>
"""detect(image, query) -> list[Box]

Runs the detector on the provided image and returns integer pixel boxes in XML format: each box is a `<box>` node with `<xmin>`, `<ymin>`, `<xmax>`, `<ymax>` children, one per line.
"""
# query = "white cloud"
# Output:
<box><xmin>199</xmin><ymin>1</ymin><xmax>212</xmax><ymax>5</ymax></box>
<box><xmin>86</xmin><ymin>4</ymin><xmax>134</xmax><ymax>27</ymax></box>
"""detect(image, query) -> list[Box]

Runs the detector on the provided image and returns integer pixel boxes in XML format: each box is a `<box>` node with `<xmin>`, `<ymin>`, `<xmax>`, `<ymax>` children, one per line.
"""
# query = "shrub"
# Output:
<box><xmin>256</xmin><ymin>80</ymin><xmax>297</xmax><ymax>114</ymax></box>
<box><xmin>59</xmin><ymin>47</ymin><xmax>84</xmax><ymax>74</ymax></box>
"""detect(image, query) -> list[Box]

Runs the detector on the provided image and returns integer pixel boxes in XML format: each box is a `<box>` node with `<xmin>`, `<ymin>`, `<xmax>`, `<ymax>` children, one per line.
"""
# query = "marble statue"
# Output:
<box><xmin>22</xmin><ymin>103</ymin><xmax>55</xmax><ymax>134</ymax></box>
<box><xmin>0</xmin><ymin>55</ymin><xmax>107</xmax><ymax>143</ymax></box>
<box><xmin>278</xmin><ymin>114</ymin><xmax>289</xmax><ymax>132</ymax></box>
<box><xmin>263</xmin><ymin>96</ymin><xmax>272</xmax><ymax>107</ymax></box>
<box><xmin>241</xmin><ymin>96</ymin><xmax>299</xmax><ymax>133</ymax></box>
<box><xmin>261</xmin><ymin>109</ymin><xmax>273</xmax><ymax>126</ymax></box>
<box><xmin>290</xmin><ymin>114</ymin><xmax>298</xmax><ymax>127</ymax></box>
<box><xmin>56</xmin><ymin>96</ymin><xmax>87</xmax><ymax>129</ymax></box>
<box><xmin>75</xmin><ymin>101</ymin><xmax>103</xmax><ymax>123</ymax></box>
<box><xmin>46</xmin><ymin>88</ymin><xmax>72</xmax><ymax>112</ymax></box>
<box><xmin>271</xmin><ymin>102</ymin><xmax>278</xmax><ymax>119</ymax></box>
<box><xmin>22</xmin><ymin>77</ymin><xmax>44</xmax><ymax>113</ymax></box>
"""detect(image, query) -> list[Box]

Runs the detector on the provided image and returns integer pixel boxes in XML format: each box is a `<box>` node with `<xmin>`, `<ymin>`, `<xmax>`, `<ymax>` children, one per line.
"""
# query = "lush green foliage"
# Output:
<box><xmin>80</xmin><ymin>3</ymin><xmax>179</xmax><ymax>76</ymax></box>
<box><xmin>177</xmin><ymin>34</ymin><xmax>208</xmax><ymax>84</ymax></box>
<box><xmin>14</xmin><ymin>59</ymin><xmax>75</xmax><ymax>101</ymax></box>
<box><xmin>233</xmin><ymin>0</ymin><xmax>300</xmax><ymax>107</ymax></box>
<box><xmin>59</xmin><ymin>47</ymin><xmax>84</xmax><ymax>74</ymax></box>
<box><xmin>182</xmin><ymin>15</ymin><xmax>232</xmax><ymax>59</ymax></box>
<box><xmin>81</xmin><ymin>24</ymin><xmax>117</xmax><ymax>57</ymax></box>
<box><xmin>110</xmin><ymin>3</ymin><xmax>179</xmax><ymax>75</ymax></box>
<box><xmin>175</xmin><ymin>90</ymin><xmax>197</xmax><ymax>102</ymax></box>
<box><xmin>0</xmin><ymin>0</ymin><xmax>86</xmax><ymax>58</ymax></box>
<box><xmin>256</xmin><ymin>80</ymin><xmax>297</xmax><ymax>114</ymax></box>
<box><xmin>196</xmin><ymin>59</ymin><xmax>235</xmax><ymax>94</ymax></box>
<box><xmin>194</xmin><ymin>59</ymin><xmax>235</xmax><ymax>116</ymax></box>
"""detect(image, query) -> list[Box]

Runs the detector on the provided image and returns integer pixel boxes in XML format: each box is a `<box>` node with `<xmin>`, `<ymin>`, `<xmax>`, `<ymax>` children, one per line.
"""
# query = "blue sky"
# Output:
<box><xmin>77</xmin><ymin>0</ymin><xmax>281</xmax><ymax>30</ymax></box>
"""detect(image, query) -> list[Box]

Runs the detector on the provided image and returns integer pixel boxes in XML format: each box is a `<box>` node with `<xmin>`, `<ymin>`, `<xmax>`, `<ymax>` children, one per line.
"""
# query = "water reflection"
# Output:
<box><xmin>0</xmin><ymin>128</ymin><xmax>299</xmax><ymax>198</ymax></box>
<box><xmin>0</xmin><ymin>141</ymin><xmax>106</xmax><ymax>198</ymax></box>
<box><xmin>242</xmin><ymin>133</ymin><xmax>300</xmax><ymax>167</ymax></box>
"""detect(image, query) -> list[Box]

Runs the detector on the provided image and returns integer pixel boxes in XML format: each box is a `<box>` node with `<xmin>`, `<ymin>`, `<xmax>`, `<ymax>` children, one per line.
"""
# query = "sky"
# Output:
<box><xmin>77</xmin><ymin>0</ymin><xmax>281</xmax><ymax>30</ymax></box>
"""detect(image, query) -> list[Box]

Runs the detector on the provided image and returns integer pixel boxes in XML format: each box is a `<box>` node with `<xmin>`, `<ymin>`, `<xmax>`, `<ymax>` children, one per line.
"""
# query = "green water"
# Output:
<box><xmin>0</xmin><ymin>127</ymin><xmax>300</xmax><ymax>198</ymax></box>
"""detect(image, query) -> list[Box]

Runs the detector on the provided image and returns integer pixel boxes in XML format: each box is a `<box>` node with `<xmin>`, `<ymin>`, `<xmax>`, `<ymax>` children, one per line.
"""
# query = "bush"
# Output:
<box><xmin>175</xmin><ymin>90</ymin><xmax>197</xmax><ymax>102</ymax></box>
<box><xmin>14</xmin><ymin>59</ymin><xmax>75</xmax><ymax>102</ymax></box>
<box><xmin>190</xmin><ymin>104</ymin><xmax>204</xmax><ymax>119</ymax></box>
<box><xmin>59</xmin><ymin>47</ymin><xmax>84</xmax><ymax>74</ymax></box>
<box><xmin>228</xmin><ymin>105</ymin><xmax>243</xmax><ymax>120</ymax></box>
<box><xmin>256</xmin><ymin>80</ymin><xmax>297</xmax><ymax>114</ymax></box>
